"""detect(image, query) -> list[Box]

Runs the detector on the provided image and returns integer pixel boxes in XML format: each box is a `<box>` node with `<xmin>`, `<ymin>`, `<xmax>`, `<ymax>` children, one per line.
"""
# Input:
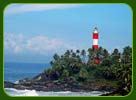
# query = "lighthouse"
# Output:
<box><xmin>92</xmin><ymin>27</ymin><xmax>101</xmax><ymax>64</ymax></box>
<box><xmin>92</xmin><ymin>27</ymin><xmax>99</xmax><ymax>50</ymax></box>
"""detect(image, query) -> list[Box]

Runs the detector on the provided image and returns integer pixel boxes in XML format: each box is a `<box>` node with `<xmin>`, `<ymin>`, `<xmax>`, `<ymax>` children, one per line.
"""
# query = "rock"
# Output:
<box><xmin>4</xmin><ymin>72</ymin><xmax>118</xmax><ymax>92</ymax></box>
<box><xmin>4</xmin><ymin>81</ymin><xmax>15</xmax><ymax>88</ymax></box>
<box><xmin>4</xmin><ymin>81</ymin><xmax>32</xmax><ymax>90</ymax></box>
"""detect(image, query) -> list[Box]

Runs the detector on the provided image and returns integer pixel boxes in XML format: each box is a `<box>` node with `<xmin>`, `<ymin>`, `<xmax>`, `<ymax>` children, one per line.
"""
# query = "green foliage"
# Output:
<box><xmin>78</xmin><ymin>68</ymin><xmax>89</xmax><ymax>81</ymax></box>
<box><xmin>44</xmin><ymin>46</ymin><xmax>132</xmax><ymax>95</ymax></box>
<box><xmin>62</xmin><ymin>69</ymin><xmax>69</xmax><ymax>77</ymax></box>
<box><xmin>93</xmin><ymin>67</ymin><xmax>103</xmax><ymax>79</ymax></box>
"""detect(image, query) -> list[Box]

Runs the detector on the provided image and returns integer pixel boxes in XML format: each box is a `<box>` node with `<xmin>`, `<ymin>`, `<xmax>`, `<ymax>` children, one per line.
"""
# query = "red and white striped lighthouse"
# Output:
<box><xmin>92</xmin><ymin>27</ymin><xmax>99</xmax><ymax>50</ymax></box>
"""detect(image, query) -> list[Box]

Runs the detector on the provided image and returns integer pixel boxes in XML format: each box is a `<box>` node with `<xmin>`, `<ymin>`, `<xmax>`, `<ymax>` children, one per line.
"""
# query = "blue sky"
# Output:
<box><xmin>4</xmin><ymin>4</ymin><xmax>132</xmax><ymax>63</ymax></box>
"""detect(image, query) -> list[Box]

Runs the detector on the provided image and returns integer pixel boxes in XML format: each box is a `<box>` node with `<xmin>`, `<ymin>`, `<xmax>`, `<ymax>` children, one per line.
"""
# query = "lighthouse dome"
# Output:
<box><xmin>93</xmin><ymin>27</ymin><xmax>98</xmax><ymax>33</ymax></box>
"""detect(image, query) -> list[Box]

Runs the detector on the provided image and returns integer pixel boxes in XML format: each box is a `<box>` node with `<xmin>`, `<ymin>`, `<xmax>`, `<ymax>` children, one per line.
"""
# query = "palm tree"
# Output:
<box><xmin>101</xmin><ymin>56</ymin><xmax>112</xmax><ymax>67</ymax></box>
<box><xmin>76</xmin><ymin>49</ymin><xmax>80</xmax><ymax>55</ymax></box>
<box><xmin>103</xmin><ymin>49</ymin><xmax>109</xmax><ymax>59</ymax></box>
<box><xmin>87</xmin><ymin>48</ymin><xmax>94</xmax><ymax>61</ymax></box>
<box><xmin>116</xmin><ymin>63</ymin><xmax>132</xmax><ymax>93</ymax></box>
<box><xmin>70</xmin><ymin>49</ymin><xmax>73</xmax><ymax>54</ymax></box>
<box><xmin>81</xmin><ymin>49</ymin><xmax>86</xmax><ymax>62</ymax></box>
<box><xmin>50</xmin><ymin>61</ymin><xmax>53</xmax><ymax>66</ymax></box>
<box><xmin>79</xmin><ymin>68</ymin><xmax>89</xmax><ymax>81</ymax></box>
<box><xmin>53</xmin><ymin>53</ymin><xmax>60</xmax><ymax>61</ymax></box>
<box><xmin>64</xmin><ymin>50</ymin><xmax>70</xmax><ymax>58</ymax></box>
<box><xmin>111</xmin><ymin>48</ymin><xmax>120</xmax><ymax>64</ymax></box>
<box><xmin>103</xmin><ymin>66</ymin><xmax>116</xmax><ymax>80</ymax></box>
<box><xmin>116</xmin><ymin>46</ymin><xmax>132</xmax><ymax>92</ymax></box>
<box><xmin>122</xmin><ymin>46</ymin><xmax>132</xmax><ymax>64</ymax></box>
<box><xmin>72</xmin><ymin>52</ymin><xmax>76</xmax><ymax>57</ymax></box>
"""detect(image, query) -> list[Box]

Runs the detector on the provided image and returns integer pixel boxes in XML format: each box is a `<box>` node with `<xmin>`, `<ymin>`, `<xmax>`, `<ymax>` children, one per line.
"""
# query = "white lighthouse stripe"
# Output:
<box><xmin>93</xmin><ymin>39</ymin><xmax>98</xmax><ymax>45</ymax></box>
<box><xmin>93</xmin><ymin>30</ymin><xmax>98</xmax><ymax>33</ymax></box>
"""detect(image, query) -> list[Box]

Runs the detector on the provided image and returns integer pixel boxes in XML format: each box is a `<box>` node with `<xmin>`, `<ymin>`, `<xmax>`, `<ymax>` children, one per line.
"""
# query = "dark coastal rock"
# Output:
<box><xmin>101</xmin><ymin>88</ymin><xmax>129</xmax><ymax>96</ymax></box>
<box><xmin>4</xmin><ymin>81</ymin><xmax>32</xmax><ymax>90</ymax></box>
<box><xmin>4</xmin><ymin>79</ymin><xmax>116</xmax><ymax>93</ymax></box>
<box><xmin>4</xmin><ymin>72</ymin><xmax>119</xmax><ymax>93</ymax></box>
<box><xmin>4</xmin><ymin>81</ymin><xmax>15</xmax><ymax>88</ymax></box>
<box><xmin>5</xmin><ymin>80</ymin><xmax>88</xmax><ymax>92</ymax></box>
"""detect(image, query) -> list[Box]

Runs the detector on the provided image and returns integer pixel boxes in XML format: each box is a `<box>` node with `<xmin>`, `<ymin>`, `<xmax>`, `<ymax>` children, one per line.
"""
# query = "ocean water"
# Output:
<box><xmin>4</xmin><ymin>62</ymin><xmax>107</xmax><ymax>96</ymax></box>
<box><xmin>4</xmin><ymin>62</ymin><xmax>50</xmax><ymax>82</ymax></box>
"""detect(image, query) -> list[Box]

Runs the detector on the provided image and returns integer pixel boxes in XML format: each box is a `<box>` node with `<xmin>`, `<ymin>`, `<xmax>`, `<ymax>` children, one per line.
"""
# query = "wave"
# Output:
<box><xmin>14</xmin><ymin>80</ymin><xmax>19</xmax><ymax>84</ymax></box>
<box><xmin>5</xmin><ymin>88</ymin><xmax>108</xmax><ymax>96</ymax></box>
<box><xmin>5</xmin><ymin>88</ymin><xmax>38</xmax><ymax>96</ymax></box>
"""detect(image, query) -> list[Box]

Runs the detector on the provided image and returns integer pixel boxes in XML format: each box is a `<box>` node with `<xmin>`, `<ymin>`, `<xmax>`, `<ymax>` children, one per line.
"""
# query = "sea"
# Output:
<box><xmin>4</xmin><ymin>62</ymin><xmax>108</xmax><ymax>96</ymax></box>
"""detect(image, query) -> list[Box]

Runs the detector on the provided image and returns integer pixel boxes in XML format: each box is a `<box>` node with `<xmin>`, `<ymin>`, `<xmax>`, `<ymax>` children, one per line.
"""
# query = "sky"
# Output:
<box><xmin>4</xmin><ymin>4</ymin><xmax>132</xmax><ymax>63</ymax></box>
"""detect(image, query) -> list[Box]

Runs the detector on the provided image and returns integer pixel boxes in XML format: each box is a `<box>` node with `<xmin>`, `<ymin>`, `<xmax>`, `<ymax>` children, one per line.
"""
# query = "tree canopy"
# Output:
<box><xmin>43</xmin><ymin>46</ymin><xmax>132</xmax><ymax>96</ymax></box>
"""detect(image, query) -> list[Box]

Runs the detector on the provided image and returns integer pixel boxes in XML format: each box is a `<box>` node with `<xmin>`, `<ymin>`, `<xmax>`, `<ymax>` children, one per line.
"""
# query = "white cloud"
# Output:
<box><xmin>26</xmin><ymin>35</ymin><xmax>64</xmax><ymax>53</ymax></box>
<box><xmin>4</xmin><ymin>33</ymin><xmax>77</xmax><ymax>55</ymax></box>
<box><xmin>4</xmin><ymin>33</ymin><xmax>24</xmax><ymax>54</ymax></box>
<box><xmin>14</xmin><ymin>46</ymin><xmax>22</xmax><ymax>53</ymax></box>
<box><xmin>5</xmin><ymin>4</ymin><xmax>81</xmax><ymax>15</ymax></box>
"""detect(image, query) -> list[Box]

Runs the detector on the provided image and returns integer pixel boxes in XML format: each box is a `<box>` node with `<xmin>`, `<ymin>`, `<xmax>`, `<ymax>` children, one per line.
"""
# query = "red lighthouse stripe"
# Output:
<box><xmin>92</xmin><ymin>45</ymin><xmax>98</xmax><ymax>49</ymax></box>
<box><xmin>93</xmin><ymin>33</ymin><xmax>98</xmax><ymax>39</ymax></box>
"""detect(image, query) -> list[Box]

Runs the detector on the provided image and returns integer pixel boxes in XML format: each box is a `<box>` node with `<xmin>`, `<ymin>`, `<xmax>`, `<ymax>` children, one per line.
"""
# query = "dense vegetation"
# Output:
<box><xmin>43</xmin><ymin>46</ymin><xmax>132</xmax><ymax>95</ymax></box>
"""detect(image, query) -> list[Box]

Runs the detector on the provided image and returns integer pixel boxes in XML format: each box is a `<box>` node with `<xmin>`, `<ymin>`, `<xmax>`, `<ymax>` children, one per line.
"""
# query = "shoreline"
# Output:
<box><xmin>5</xmin><ymin>88</ymin><xmax>109</xmax><ymax>96</ymax></box>
<box><xmin>4</xmin><ymin>79</ymin><xmax>116</xmax><ymax>96</ymax></box>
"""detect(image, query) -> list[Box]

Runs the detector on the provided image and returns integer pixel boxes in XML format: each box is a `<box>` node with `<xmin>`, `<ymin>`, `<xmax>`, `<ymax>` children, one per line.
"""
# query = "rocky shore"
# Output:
<box><xmin>4</xmin><ymin>76</ymin><xmax>119</xmax><ymax>93</ymax></box>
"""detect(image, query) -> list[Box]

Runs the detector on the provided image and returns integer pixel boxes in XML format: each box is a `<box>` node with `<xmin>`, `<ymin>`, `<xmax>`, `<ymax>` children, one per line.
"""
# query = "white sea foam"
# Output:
<box><xmin>14</xmin><ymin>80</ymin><xmax>19</xmax><ymax>84</ymax></box>
<box><xmin>5</xmin><ymin>88</ymin><xmax>38</xmax><ymax>96</ymax></box>
<box><xmin>5</xmin><ymin>88</ymin><xmax>108</xmax><ymax>96</ymax></box>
